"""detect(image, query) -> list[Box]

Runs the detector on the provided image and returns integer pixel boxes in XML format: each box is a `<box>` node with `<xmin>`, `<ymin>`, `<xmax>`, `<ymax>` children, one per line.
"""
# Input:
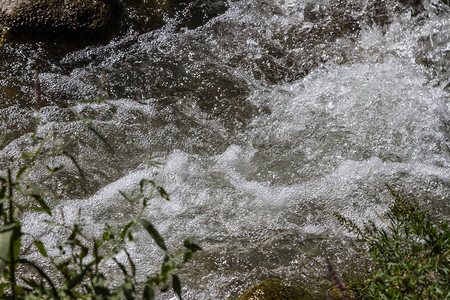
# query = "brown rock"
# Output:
<box><xmin>0</xmin><ymin>0</ymin><xmax>117</xmax><ymax>41</ymax></box>
<box><xmin>237</xmin><ymin>279</ymin><xmax>312</xmax><ymax>300</ymax></box>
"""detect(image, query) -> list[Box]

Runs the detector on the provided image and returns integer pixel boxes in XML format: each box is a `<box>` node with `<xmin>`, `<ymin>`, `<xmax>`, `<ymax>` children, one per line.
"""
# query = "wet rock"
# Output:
<box><xmin>303</xmin><ymin>0</ymin><xmax>395</xmax><ymax>29</ymax></box>
<box><xmin>397</xmin><ymin>0</ymin><xmax>424</xmax><ymax>13</ymax></box>
<box><xmin>120</xmin><ymin>0</ymin><xmax>228</xmax><ymax>33</ymax></box>
<box><xmin>174</xmin><ymin>0</ymin><xmax>229</xmax><ymax>29</ymax></box>
<box><xmin>303</xmin><ymin>0</ymin><xmax>361</xmax><ymax>29</ymax></box>
<box><xmin>415</xmin><ymin>28</ymin><xmax>450</xmax><ymax>88</ymax></box>
<box><xmin>395</xmin><ymin>0</ymin><xmax>450</xmax><ymax>15</ymax></box>
<box><xmin>0</xmin><ymin>0</ymin><xmax>228</xmax><ymax>42</ymax></box>
<box><xmin>302</xmin><ymin>0</ymin><xmax>439</xmax><ymax>30</ymax></box>
<box><xmin>0</xmin><ymin>106</ymin><xmax>35</xmax><ymax>150</ymax></box>
<box><xmin>118</xmin><ymin>0</ymin><xmax>168</xmax><ymax>32</ymax></box>
<box><xmin>273</xmin><ymin>0</ymin><xmax>439</xmax><ymax>83</ymax></box>
<box><xmin>364</xmin><ymin>0</ymin><xmax>391</xmax><ymax>28</ymax></box>
<box><xmin>0</xmin><ymin>0</ymin><xmax>117</xmax><ymax>41</ymax></box>
<box><xmin>280</xmin><ymin>0</ymin><xmax>363</xmax><ymax>80</ymax></box>
<box><xmin>237</xmin><ymin>279</ymin><xmax>312</xmax><ymax>300</ymax></box>
<box><xmin>303</xmin><ymin>0</ymin><xmax>328</xmax><ymax>23</ymax></box>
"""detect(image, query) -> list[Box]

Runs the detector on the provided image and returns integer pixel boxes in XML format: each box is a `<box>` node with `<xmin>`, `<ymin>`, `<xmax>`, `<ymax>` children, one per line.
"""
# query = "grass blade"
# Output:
<box><xmin>172</xmin><ymin>274</ymin><xmax>182</xmax><ymax>300</ymax></box>
<box><xmin>33</xmin><ymin>241</ymin><xmax>47</xmax><ymax>257</ymax></box>
<box><xmin>140</xmin><ymin>219</ymin><xmax>167</xmax><ymax>252</ymax></box>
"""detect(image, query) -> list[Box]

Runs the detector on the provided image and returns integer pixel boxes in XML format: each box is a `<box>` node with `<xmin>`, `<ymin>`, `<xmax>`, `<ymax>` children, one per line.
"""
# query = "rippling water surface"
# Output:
<box><xmin>1</xmin><ymin>0</ymin><xmax>449</xmax><ymax>298</ymax></box>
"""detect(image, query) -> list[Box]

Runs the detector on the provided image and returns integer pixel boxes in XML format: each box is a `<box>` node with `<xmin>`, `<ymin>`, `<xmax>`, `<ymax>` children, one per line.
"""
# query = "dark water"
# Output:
<box><xmin>1</xmin><ymin>0</ymin><xmax>449</xmax><ymax>298</ymax></box>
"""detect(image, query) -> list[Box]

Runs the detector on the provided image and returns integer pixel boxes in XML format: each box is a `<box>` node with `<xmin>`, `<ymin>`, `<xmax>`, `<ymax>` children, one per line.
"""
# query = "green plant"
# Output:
<box><xmin>334</xmin><ymin>188</ymin><xmax>449</xmax><ymax>299</ymax></box>
<box><xmin>0</xmin><ymin>111</ymin><xmax>201</xmax><ymax>299</ymax></box>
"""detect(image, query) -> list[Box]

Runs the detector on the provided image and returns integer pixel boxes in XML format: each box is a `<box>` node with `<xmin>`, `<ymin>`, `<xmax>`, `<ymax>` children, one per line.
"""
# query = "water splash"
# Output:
<box><xmin>1</xmin><ymin>0</ymin><xmax>449</xmax><ymax>298</ymax></box>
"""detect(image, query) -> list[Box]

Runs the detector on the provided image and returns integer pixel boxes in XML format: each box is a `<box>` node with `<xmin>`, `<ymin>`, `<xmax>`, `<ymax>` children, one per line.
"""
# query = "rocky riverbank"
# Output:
<box><xmin>0</xmin><ymin>0</ymin><xmax>228</xmax><ymax>42</ymax></box>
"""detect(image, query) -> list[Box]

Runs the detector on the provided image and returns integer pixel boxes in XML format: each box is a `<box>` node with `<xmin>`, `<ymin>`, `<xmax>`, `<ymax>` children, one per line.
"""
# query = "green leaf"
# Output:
<box><xmin>119</xmin><ymin>191</ymin><xmax>132</xmax><ymax>202</ymax></box>
<box><xmin>143</xmin><ymin>158</ymin><xmax>165</xmax><ymax>167</ymax></box>
<box><xmin>157</xmin><ymin>186</ymin><xmax>170</xmax><ymax>201</ymax></box>
<box><xmin>140</xmin><ymin>219</ymin><xmax>167</xmax><ymax>252</ymax></box>
<box><xmin>147</xmin><ymin>275</ymin><xmax>162</xmax><ymax>286</ymax></box>
<box><xmin>120</xmin><ymin>221</ymin><xmax>134</xmax><ymax>240</ymax></box>
<box><xmin>46</xmin><ymin>165</ymin><xmax>64</xmax><ymax>174</ymax></box>
<box><xmin>31</xmin><ymin>194</ymin><xmax>51</xmax><ymax>216</ymax></box>
<box><xmin>143</xmin><ymin>285</ymin><xmax>155</xmax><ymax>300</ymax></box>
<box><xmin>119</xmin><ymin>276</ymin><xmax>135</xmax><ymax>300</ymax></box>
<box><xmin>64</xmin><ymin>178</ymin><xmax>84</xmax><ymax>190</ymax></box>
<box><xmin>113</xmin><ymin>258</ymin><xmax>128</xmax><ymax>276</ymax></box>
<box><xmin>125</xmin><ymin>249</ymin><xmax>136</xmax><ymax>277</ymax></box>
<box><xmin>67</xmin><ymin>266</ymin><xmax>90</xmax><ymax>290</ymax></box>
<box><xmin>88</xmin><ymin>126</ymin><xmax>114</xmax><ymax>152</ymax></box>
<box><xmin>63</xmin><ymin>150</ymin><xmax>85</xmax><ymax>180</ymax></box>
<box><xmin>183</xmin><ymin>240</ymin><xmax>202</xmax><ymax>252</ymax></box>
<box><xmin>69</xmin><ymin>107</ymin><xmax>90</xmax><ymax>123</ymax></box>
<box><xmin>0</xmin><ymin>282</ymin><xmax>6</xmax><ymax>296</ymax></box>
<box><xmin>140</xmin><ymin>179</ymin><xmax>156</xmax><ymax>193</ymax></box>
<box><xmin>56</xmin><ymin>259</ymin><xmax>70</xmax><ymax>278</ymax></box>
<box><xmin>92</xmin><ymin>274</ymin><xmax>111</xmax><ymax>296</ymax></box>
<box><xmin>140</xmin><ymin>180</ymin><xmax>170</xmax><ymax>201</ymax></box>
<box><xmin>102</xmin><ymin>231</ymin><xmax>112</xmax><ymax>241</ymax></box>
<box><xmin>15</xmin><ymin>166</ymin><xmax>28</xmax><ymax>180</ymax></box>
<box><xmin>172</xmin><ymin>274</ymin><xmax>182</xmax><ymax>300</ymax></box>
<box><xmin>22</xmin><ymin>277</ymin><xmax>45</xmax><ymax>291</ymax></box>
<box><xmin>183</xmin><ymin>252</ymin><xmax>192</xmax><ymax>263</ymax></box>
<box><xmin>119</xmin><ymin>191</ymin><xmax>141</xmax><ymax>204</ymax></box>
<box><xmin>0</xmin><ymin>177</ymin><xmax>6</xmax><ymax>199</ymax></box>
<box><xmin>93</xmin><ymin>239</ymin><xmax>104</xmax><ymax>262</ymax></box>
<box><xmin>21</xmin><ymin>151</ymin><xmax>34</xmax><ymax>159</ymax></box>
<box><xmin>11</xmin><ymin>223</ymin><xmax>21</xmax><ymax>263</ymax></box>
<box><xmin>160</xmin><ymin>284</ymin><xmax>169</xmax><ymax>292</ymax></box>
<box><xmin>67</xmin><ymin>224</ymin><xmax>80</xmax><ymax>241</ymax></box>
<box><xmin>79</xmin><ymin>245</ymin><xmax>89</xmax><ymax>259</ymax></box>
<box><xmin>0</xmin><ymin>228</ymin><xmax>13</xmax><ymax>274</ymax></box>
<box><xmin>33</xmin><ymin>240</ymin><xmax>47</xmax><ymax>257</ymax></box>
<box><xmin>161</xmin><ymin>260</ymin><xmax>176</xmax><ymax>282</ymax></box>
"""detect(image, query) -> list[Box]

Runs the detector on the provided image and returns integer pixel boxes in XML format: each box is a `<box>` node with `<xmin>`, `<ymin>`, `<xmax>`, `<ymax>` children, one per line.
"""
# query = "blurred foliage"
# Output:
<box><xmin>334</xmin><ymin>188</ymin><xmax>449</xmax><ymax>299</ymax></box>
<box><xmin>0</xmin><ymin>110</ymin><xmax>201</xmax><ymax>299</ymax></box>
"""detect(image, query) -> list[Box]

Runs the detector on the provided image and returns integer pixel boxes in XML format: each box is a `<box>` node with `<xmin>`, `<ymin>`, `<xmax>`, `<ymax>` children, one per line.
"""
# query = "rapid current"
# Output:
<box><xmin>0</xmin><ymin>0</ymin><xmax>449</xmax><ymax>298</ymax></box>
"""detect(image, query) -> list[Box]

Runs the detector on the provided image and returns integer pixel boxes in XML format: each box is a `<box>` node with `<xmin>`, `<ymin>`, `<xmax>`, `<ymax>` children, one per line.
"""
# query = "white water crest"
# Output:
<box><xmin>1</xmin><ymin>0</ymin><xmax>449</xmax><ymax>298</ymax></box>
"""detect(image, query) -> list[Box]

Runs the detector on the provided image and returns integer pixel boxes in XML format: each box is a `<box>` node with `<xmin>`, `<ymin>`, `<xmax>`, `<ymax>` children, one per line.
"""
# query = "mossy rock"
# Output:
<box><xmin>0</xmin><ymin>0</ymin><xmax>118</xmax><ymax>41</ymax></box>
<box><xmin>237</xmin><ymin>279</ymin><xmax>312</xmax><ymax>300</ymax></box>
<box><xmin>326</xmin><ymin>286</ymin><xmax>356</xmax><ymax>300</ymax></box>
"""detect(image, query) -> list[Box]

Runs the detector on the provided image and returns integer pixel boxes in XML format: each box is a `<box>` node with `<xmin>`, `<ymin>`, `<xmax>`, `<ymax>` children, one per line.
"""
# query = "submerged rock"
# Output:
<box><xmin>0</xmin><ymin>0</ymin><xmax>118</xmax><ymax>41</ymax></box>
<box><xmin>237</xmin><ymin>279</ymin><xmax>312</xmax><ymax>300</ymax></box>
<box><xmin>173</xmin><ymin>0</ymin><xmax>228</xmax><ymax>29</ymax></box>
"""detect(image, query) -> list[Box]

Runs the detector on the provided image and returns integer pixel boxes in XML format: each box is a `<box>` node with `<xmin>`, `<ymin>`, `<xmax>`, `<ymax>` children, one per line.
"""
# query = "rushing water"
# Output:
<box><xmin>1</xmin><ymin>0</ymin><xmax>449</xmax><ymax>298</ymax></box>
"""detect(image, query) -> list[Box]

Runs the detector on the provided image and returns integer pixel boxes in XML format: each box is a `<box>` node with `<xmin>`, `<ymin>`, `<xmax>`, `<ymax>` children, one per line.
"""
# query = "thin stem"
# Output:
<box><xmin>0</xmin><ymin>177</ymin><xmax>5</xmax><ymax>223</ymax></box>
<box><xmin>18</xmin><ymin>259</ymin><xmax>61</xmax><ymax>300</ymax></box>
<box><xmin>7</xmin><ymin>169</ymin><xmax>13</xmax><ymax>224</ymax></box>
<box><xmin>7</xmin><ymin>169</ymin><xmax>17</xmax><ymax>300</ymax></box>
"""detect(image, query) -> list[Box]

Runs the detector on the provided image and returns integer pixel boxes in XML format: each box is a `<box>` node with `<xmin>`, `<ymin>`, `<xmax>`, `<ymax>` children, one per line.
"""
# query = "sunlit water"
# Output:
<box><xmin>1</xmin><ymin>0</ymin><xmax>449</xmax><ymax>298</ymax></box>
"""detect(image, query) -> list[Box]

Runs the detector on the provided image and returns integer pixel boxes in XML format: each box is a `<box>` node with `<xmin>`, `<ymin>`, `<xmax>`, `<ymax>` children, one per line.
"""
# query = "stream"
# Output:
<box><xmin>0</xmin><ymin>0</ymin><xmax>449</xmax><ymax>298</ymax></box>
